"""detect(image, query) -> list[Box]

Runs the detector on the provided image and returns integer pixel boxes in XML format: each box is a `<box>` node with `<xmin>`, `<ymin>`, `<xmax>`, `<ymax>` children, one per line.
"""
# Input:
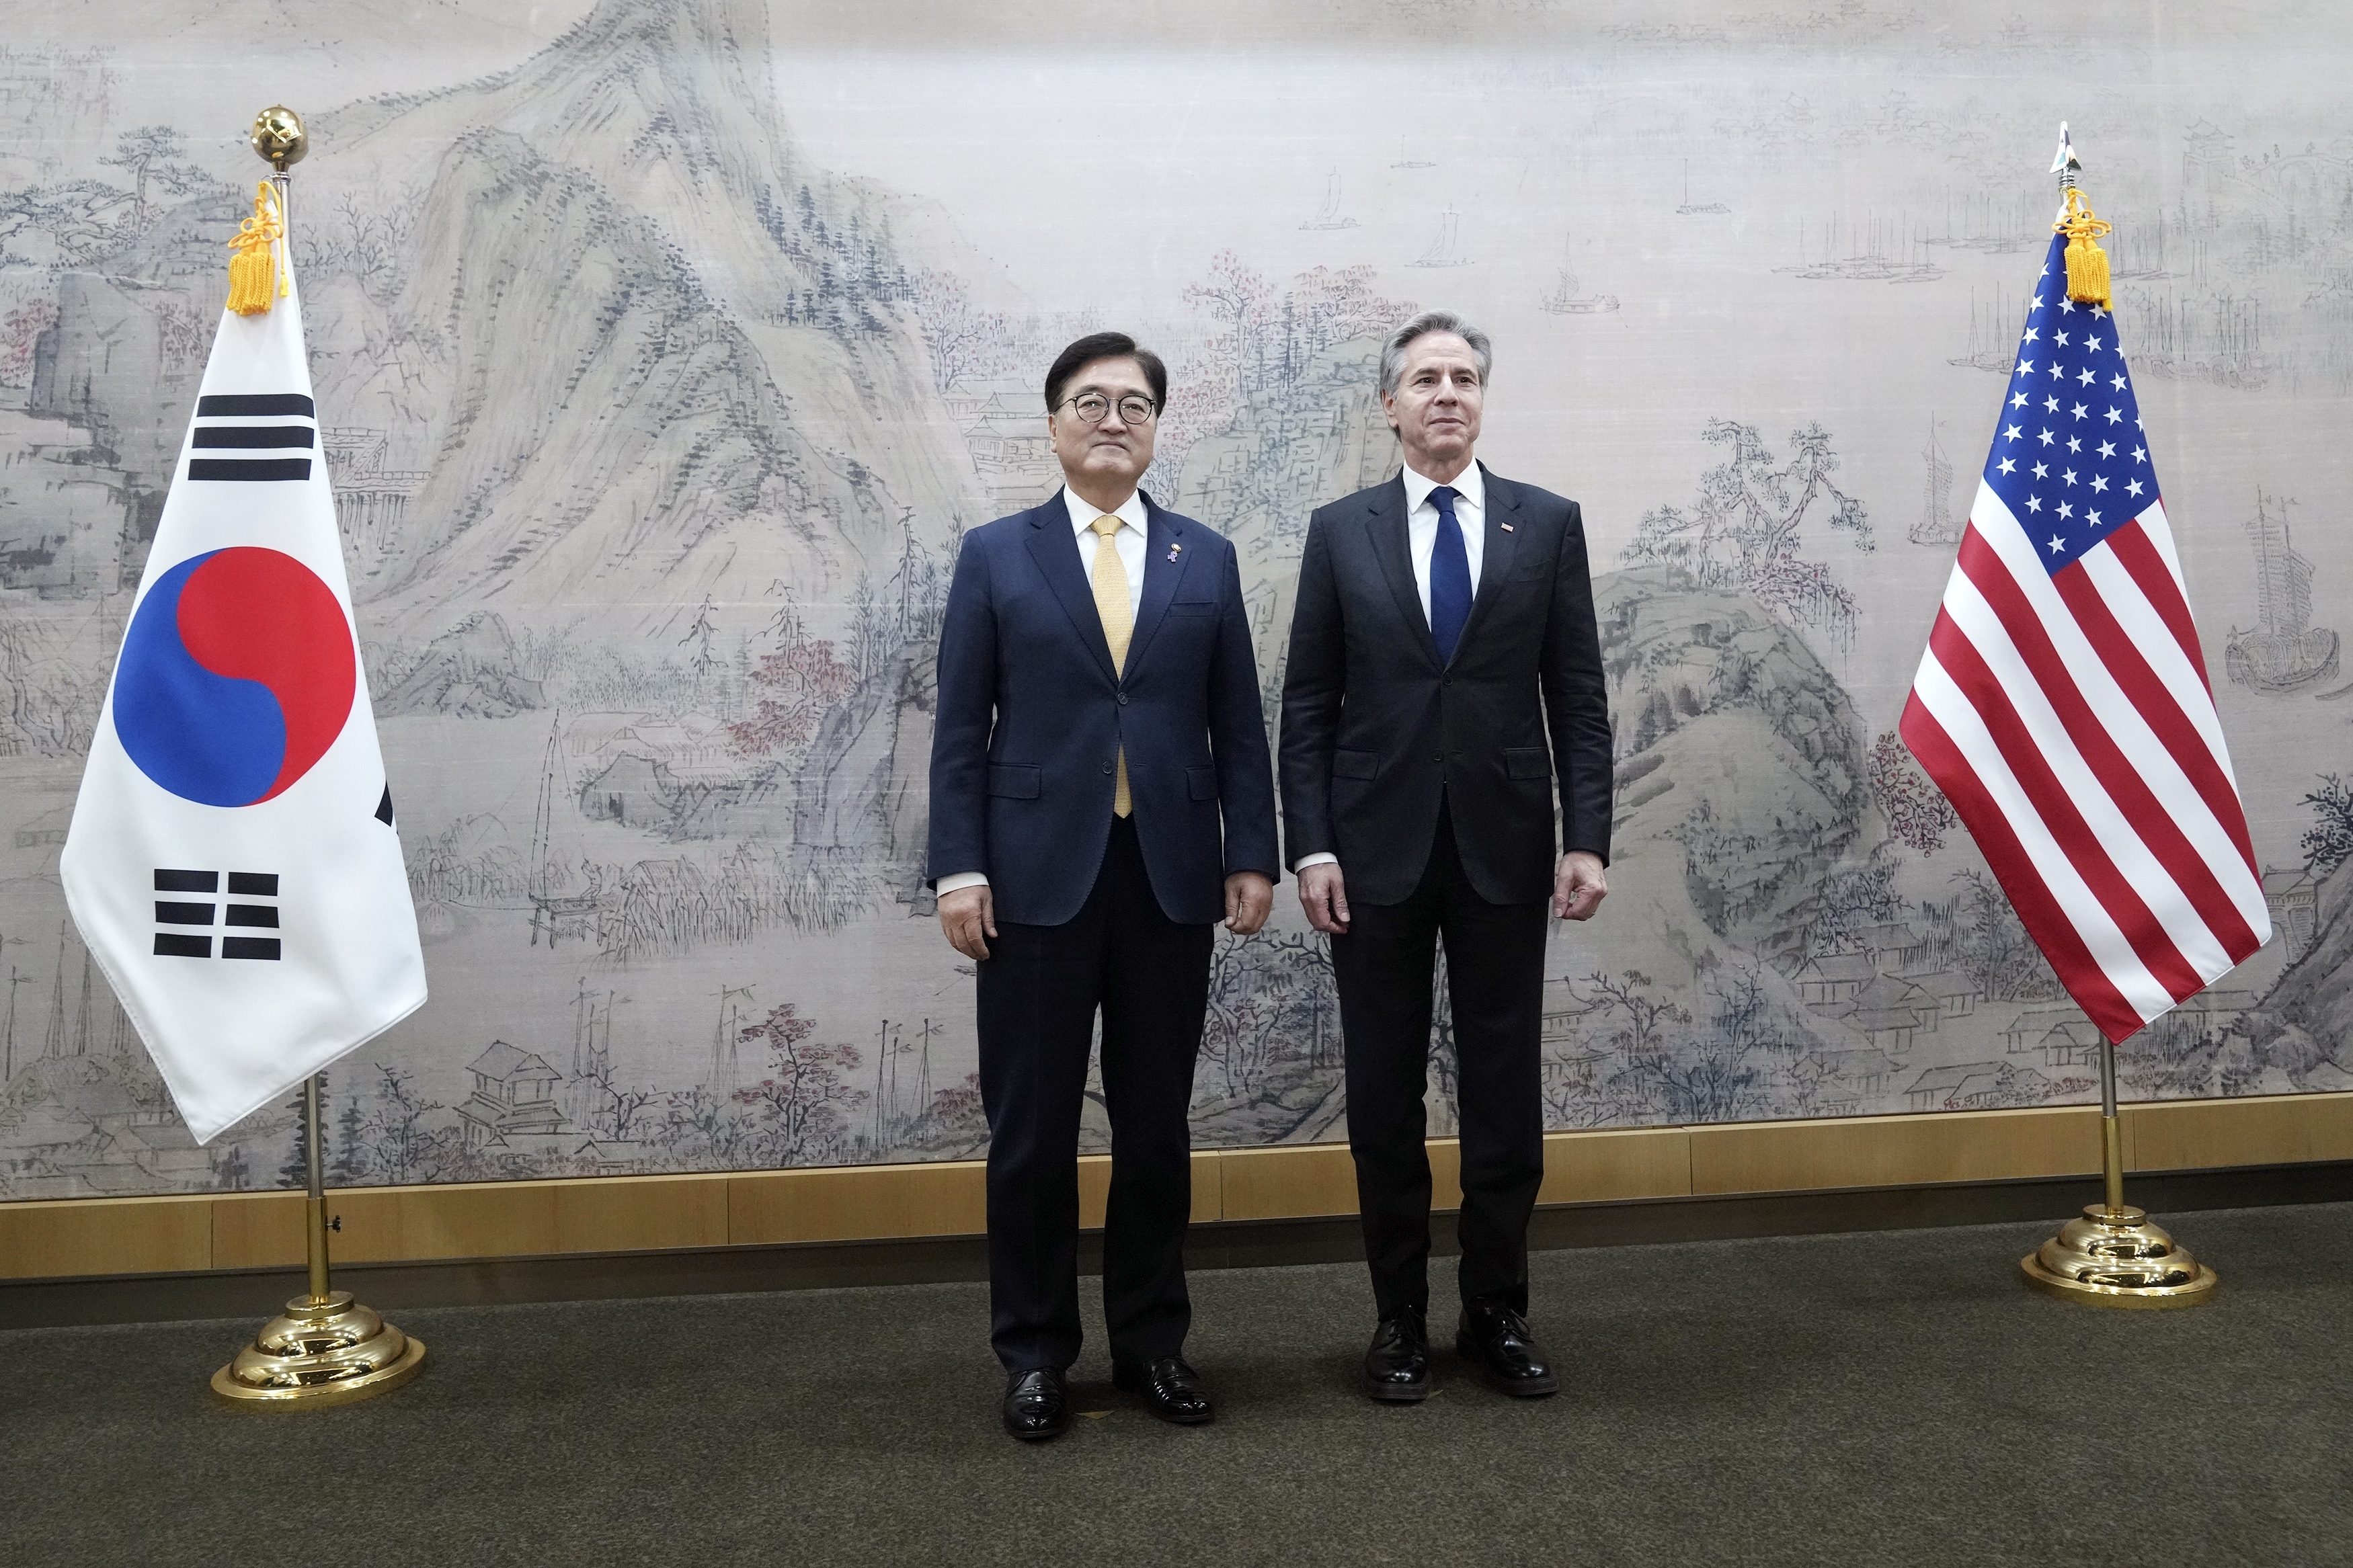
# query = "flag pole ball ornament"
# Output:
<box><xmin>114</xmin><ymin>546</ymin><xmax>357</xmax><ymax>808</ymax></box>
<box><xmin>249</xmin><ymin>104</ymin><xmax>307</xmax><ymax>169</ymax></box>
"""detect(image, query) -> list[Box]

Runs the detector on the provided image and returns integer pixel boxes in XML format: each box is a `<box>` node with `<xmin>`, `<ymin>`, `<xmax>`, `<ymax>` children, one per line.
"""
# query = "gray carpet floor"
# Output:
<box><xmin>5</xmin><ymin>1203</ymin><xmax>2351</xmax><ymax>1567</ymax></box>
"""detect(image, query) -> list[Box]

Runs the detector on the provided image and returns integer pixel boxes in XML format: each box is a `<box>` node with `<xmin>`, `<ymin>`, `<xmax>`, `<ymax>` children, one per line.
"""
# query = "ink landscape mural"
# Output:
<box><xmin>1</xmin><ymin>0</ymin><xmax>2350</xmax><ymax>1197</ymax></box>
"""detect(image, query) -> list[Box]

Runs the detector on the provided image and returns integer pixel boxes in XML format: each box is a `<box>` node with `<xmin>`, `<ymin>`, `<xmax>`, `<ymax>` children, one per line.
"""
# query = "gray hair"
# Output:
<box><xmin>1377</xmin><ymin>310</ymin><xmax>1493</xmax><ymax>398</ymax></box>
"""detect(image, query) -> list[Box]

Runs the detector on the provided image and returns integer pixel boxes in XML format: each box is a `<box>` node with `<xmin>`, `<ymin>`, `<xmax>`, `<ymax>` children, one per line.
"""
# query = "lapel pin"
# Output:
<box><xmin>1500</xmin><ymin>522</ymin><xmax>1514</xmax><ymax>532</ymax></box>
<box><xmin>1167</xmin><ymin>542</ymin><xmax>1183</xmax><ymax>563</ymax></box>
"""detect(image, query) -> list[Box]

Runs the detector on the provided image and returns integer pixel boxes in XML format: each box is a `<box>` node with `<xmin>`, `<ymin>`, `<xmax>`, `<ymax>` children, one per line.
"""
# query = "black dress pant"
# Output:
<box><xmin>1330</xmin><ymin>801</ymin><xmax>1548</xmax><ymax>1319</ymax></box>
<box><xmin>975</xmin><ymin>817</ymin><xmax>1214</xmax><ymax>1374</ymax></box>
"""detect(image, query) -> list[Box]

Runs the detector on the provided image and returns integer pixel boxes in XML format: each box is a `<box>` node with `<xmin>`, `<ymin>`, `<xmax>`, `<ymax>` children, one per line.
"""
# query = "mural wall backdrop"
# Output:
<box><xmin>1</xmin><ymin>0</ymin><xmax>2348</xmax><ymax>1200</ymax></box>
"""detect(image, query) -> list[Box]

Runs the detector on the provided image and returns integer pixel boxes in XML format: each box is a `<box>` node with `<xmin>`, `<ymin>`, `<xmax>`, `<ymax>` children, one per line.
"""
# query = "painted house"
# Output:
<box><xmin>1841</xmin><ymin>974</ymin><xmax>1938</xmax><ymax>1050</ymax></box>
<box><xmin>2037</xmin><ymin>1019</ymin><xmax>2106</xmax><ymax>1071</ymax></box>
<box><xmin>1894</xmin><ymin>968</ymin><xmax>1980</xmax><ymax>1019</ymax></box>
<box><xmin>1794</xmin><ymin>952</ymin><xmax>1878</xmax><ymax>1007</ymax></box>
<box><xmin>457</xmin><ymin>1041</ymin><xmax>569</xmax><ymax>1149</ymax></box>
<box><xmin>2001</xmin><ymin>1005</ymin><xmax>2087</xmax><ymax>1056</ymax></box>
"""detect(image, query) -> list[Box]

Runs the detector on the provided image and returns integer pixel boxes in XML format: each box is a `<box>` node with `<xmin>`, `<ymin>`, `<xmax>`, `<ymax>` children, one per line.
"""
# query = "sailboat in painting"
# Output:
<box><xmin>2225</xmin><ymin>490</ymin><xmax>2339</xmax><ymax>692</ymax></box>
<box><xmin>1539</xmin><ymin>267</ymin><xmax>1619</xmax><ymax>315</ymax></box>
<box><xmin>1909</xmin><ymin>419</ymin><xmax>1959</xmax><ymax>545</ymax></box>
<box><xmin>1408</xmin><ymin>208</ymin><xmax>1473</xmax><ymax>268</ymax></box>
<box><xmin>1300</xmin><ymin>169</ymin><xmax>1358</xmax><ymax>231</ymax></box>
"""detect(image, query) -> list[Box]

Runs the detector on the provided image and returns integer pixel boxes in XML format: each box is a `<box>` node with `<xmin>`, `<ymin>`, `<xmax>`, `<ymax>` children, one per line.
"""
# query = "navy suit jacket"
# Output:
<box><xmin>927</xmin><ymin>490</ymin><xmax>1281</xmax><ymax>927</ymax></box>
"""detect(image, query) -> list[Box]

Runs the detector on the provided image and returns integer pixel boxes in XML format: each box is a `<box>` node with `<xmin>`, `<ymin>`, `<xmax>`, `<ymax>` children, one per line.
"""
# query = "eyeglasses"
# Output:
<box><xmin>1059</xmin><ymin>391</ymin><xmax>1158</xmax><ymax>425</ymax></box>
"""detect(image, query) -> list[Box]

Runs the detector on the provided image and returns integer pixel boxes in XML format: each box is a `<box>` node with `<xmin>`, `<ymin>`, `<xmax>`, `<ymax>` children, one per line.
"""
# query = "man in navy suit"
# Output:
<box><xmin>929</xmin><ymin>331</ymin><xmax>1279</xmax><ymax>1442</ymax></box>
<box><xmin>1281</xmin><ymin>312</ymin><xmax>1613</xmax><ymax>1403</ymax></box>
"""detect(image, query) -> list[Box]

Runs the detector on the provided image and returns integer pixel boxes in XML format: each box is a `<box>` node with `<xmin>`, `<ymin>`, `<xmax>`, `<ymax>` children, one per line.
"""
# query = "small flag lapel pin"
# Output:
<box><xmin>1500</xmin><ymin>522</ymin><xmax>1514</xmax><ymax>532</ymax></box>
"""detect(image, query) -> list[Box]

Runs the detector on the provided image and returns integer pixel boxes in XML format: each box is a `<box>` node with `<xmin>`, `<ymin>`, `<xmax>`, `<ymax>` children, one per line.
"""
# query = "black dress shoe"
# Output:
<box><xmin>1112</xmin><ymin>1355</ymin><xmax>1215</xmax><ymax>1425</ymax></box>
<box><xmin>1363</xmin><ymin>1304</ymin><xmax>1431</xmax><ymax>1403</ymax></box>
<box><xmin>1455</xmin><ymin>1301</ymin><xmax>1560</xmax><ymax>1397</ymax></box>
<box><xmin>1002</xmin><ymin>1367</ymin><xmax>1071</xmax><ymax>1441</ymax></box>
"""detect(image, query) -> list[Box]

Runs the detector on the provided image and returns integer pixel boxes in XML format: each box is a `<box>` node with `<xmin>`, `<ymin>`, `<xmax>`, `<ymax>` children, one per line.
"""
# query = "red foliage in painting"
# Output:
<box><xmin>725</xmin><ymin>638</ymin><xmax>856</xmax><ymax>757</ymax></box>
<box><xmin>732</xmin><ymin>1003</ymin><xmax>865</xmax><ymax>1159</ymax></box>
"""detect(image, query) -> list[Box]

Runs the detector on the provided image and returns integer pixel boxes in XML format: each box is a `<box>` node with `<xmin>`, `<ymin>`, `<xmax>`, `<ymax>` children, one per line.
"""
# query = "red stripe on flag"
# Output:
<box><xmin>2106</xmin><ymin>517</ymin><xmax>2214</xmax><ymax>693</ymax></box>
<box><xmin>1899</xmin><ymin>690</ymin><xmax>2146</xmax><ymax>1042</ymax></box>
<box><xmin>1926</xmin><ymin>611</ymin><xmax>2206</xmax><ymax>1003</ymax></box>
<box><xmin>1954</xmin><ymin>542</ymin><xmax>2260</xmax><ymax>960</ymax></box>
<box><xmin>2049</xmin><ymin>542</ymin><xmax>2260</xmax><ymax>880</ymax></box>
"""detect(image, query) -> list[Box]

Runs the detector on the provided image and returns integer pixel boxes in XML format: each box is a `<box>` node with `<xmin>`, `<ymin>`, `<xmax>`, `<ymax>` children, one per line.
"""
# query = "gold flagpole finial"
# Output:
<box><xmin>227</xmin><ymin>108</ymin><xmax>304</xmax><ymax>317</ymax></box>
<box><xmin>249</xmin><ymin>105</ymin><xmax>307</xmax><ymax>172</ymax></box>
<box><xmin>2050</xmin><ymin>123</ymin><xmax>2113</xmax><ymax>308</ymax></box>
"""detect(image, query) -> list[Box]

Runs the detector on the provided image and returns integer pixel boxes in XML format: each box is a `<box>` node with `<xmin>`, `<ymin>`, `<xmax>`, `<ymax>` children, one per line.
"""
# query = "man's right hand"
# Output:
<box><xmin>939</xmin><ymin>885</ymin><xmax>997</xmax><ymax>961</ymax></box>
<box><xmin>1297</xmin><ymin>862</ymin><xmax>1351</xmax><ymax>935</ymax></box>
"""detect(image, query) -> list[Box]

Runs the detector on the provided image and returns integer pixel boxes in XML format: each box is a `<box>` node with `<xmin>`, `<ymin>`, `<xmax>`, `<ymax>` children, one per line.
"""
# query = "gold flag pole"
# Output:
<box><xmin>2015</xmin><ymin>126</ymin><xmax>2219</xmax><ymax>1313</ymax></box>
<box><xmin>210</xmin><ymin>107</ymin><xmax>428</xmax><ymax>1405</ymax></box>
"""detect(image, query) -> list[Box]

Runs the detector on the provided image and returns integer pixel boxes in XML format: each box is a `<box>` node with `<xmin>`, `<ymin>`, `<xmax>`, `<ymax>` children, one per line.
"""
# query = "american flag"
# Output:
<box><xmin>1901</xmin><ymin>229</ymin><xmax>2271</xmax><ymax>1045</ymax></box>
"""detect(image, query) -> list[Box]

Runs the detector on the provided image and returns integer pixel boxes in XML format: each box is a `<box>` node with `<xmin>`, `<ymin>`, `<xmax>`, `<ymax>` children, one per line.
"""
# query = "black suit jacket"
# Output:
<box><xmin>1278</xmin><ymin>465</ymin><xmax>1612</xmax><ymax>907</ymax></box>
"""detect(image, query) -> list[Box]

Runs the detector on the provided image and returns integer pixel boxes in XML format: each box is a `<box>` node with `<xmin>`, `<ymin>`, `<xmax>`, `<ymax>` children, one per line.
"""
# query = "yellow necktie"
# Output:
<box><xmin>1090</xmin><ymin>515</ymin><xmax>1133</xmax><ymax>817</ymax></box>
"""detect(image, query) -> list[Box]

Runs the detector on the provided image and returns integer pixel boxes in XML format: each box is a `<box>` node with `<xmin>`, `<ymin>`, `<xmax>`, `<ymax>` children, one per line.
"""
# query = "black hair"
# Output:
<box><xmin>1043</xmin><ymin>331</ymin><xmax>1168</xmax><ymax>414</ymax></box>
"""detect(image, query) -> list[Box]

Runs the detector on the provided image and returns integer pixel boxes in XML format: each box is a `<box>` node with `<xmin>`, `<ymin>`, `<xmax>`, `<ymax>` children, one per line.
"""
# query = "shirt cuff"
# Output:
<box><xmin>1291</xmin><ymin>853</ymin><xmax>1339</xmax><ymax>872</ymax></box>
<box><xmin>934</xmin><ymin>872</ymin><xmax>990</xmax><ymax>895</ymax></box>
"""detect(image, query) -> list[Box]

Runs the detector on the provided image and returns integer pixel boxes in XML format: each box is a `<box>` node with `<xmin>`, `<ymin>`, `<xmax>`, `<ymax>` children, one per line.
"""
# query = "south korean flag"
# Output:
<box><xmin>61</xmin><ymin>229</ymin><xmax>426</xmax><ymax>1143</ymax></box>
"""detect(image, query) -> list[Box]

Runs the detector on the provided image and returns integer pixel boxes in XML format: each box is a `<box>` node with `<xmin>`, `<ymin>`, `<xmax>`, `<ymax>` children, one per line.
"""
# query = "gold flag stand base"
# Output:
<box><xmin>211</xmin><ymin>1291</ymin><xmax>428</xmax><ymax>1407</ymax></box>
<box><xmin>2020</xmin><ymin>1204</ymin><xmax>2217</xmax><ymax>1309</ymax></box>
<box><xmin>2018</xmin><ymin>1012</ymin><xmax>2217</xmax><ymax>1309</ymax></box>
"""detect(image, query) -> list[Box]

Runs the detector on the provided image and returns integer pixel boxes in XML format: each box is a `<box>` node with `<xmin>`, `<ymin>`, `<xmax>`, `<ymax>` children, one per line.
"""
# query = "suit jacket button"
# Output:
<box><xmin>1117</xmin><ymin>692</ymin><xmax>1129</xmax><ymax>705</ymax></box>
<box><xmin>1103</xmin><ymin>761</ymin><xmax>1114</xmax><ymax>773</ymax></box>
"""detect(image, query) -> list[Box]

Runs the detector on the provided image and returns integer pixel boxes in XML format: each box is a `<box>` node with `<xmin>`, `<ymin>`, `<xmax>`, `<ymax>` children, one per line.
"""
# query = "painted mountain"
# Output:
<box><xmin>36</xmin><ymin>0</ymin><xmax>984</xmax><ymax>637</ymax></box>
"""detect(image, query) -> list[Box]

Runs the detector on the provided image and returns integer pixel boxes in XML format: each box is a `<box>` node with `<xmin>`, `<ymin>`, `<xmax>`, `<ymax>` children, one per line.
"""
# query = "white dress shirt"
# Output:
<box><xmin>937</xmin><ymin>487</ymin><xmax>1150</xmax><ymax>896</ymax></box>
<box><xmin>1293</xmin><ymin>462</ymin><xmax>1484</xmax><ymax>874</ymax></box>
<box><xmin>1402</xmin><ymin>460</ymin><xmax>1486</xmax><ymax>624</ymax></box>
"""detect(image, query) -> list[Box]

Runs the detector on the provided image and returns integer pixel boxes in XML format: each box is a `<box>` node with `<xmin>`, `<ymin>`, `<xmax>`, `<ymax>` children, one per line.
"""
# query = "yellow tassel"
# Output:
<box><xmin>225</xmin><ymin>181</ymin><xmax>284</xmax><ymax>317</ymax></box>
<box><xmin>2055</xmin><ymin>186</ymin><xmax>2113</xmax><ymax>309</ymax></box>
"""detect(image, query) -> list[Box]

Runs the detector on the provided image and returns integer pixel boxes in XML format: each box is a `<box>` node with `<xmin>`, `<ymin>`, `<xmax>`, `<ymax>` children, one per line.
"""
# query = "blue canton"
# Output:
<box><xmin>1980</xmin><ymin>231</ymin><xmax>2162</xmax><ymax>576</ymax></box>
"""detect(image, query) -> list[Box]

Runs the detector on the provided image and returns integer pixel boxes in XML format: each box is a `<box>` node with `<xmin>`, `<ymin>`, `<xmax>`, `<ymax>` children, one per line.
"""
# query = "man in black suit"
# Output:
<box><xmin>930</xmin><ymin>332</ymin><xmax>1280</xmax><ymax>1441</ymax></box>
<box><xmin>1279</xmin><ymin>311</ymin><xmax>1612</xmax><ymax>1402</ymax></box>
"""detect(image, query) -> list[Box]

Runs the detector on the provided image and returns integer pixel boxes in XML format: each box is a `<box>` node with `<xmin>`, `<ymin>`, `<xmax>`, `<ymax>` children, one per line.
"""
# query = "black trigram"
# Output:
<box><xmin>187</xmin><ymin>394</ymin><xmax>315</xmax><ymax>483</ymax></box>
<box><xmin>153</xmin><ymin>869</ymin><xmax>281</xmax><ymax>960</ymax></box>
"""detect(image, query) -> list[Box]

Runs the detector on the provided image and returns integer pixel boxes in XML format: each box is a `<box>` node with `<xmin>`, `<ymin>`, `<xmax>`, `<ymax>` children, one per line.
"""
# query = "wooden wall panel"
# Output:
<box><xmin>726</xmin><ymin>1161</ymin><xmax>987</xmax><ymax>1245</ymax></box>
<box><xmin>2126</xmin><ymin>1093</ymin><xmax>2353</xmax><ymax>1172</ymax></box>
<box><xmin>1689</xmin><ymin>1105</ymin><xmax>2103</xmax><ymax>1194</ymax></box>
<box><xmin>209</xmin><ymin>1190</ymin><xmax>305</xmax><ymax>1269</ymax></box>
<box><xmin>7</xmin><ymin>1094</ymin><xmax>2350</xmax><ymax>1282</ymax></box>
<box><xmin>1539</xmin><ymin>1126</ymin><xmax>1691</xmax><ymax>1205</ymax></box>
<box><xmin>0</xmin><ymin>1193</ymin><xmax>212</xmax><ymax>1278</ymax></box>
<box><xmin>1218</xmin><ymin>1143</ymin><xmax>1359</xmax><ymax>1221</ymax></box>
<box><xmin>556</xmin><ymin>1173</ymin><xmax>728</xmax><ymax>1254</ymax></box>
<box><xmin>1191</xmin><ymin>1149</ymin><xmax>1224</xmax><ymax>1223</ymax></box>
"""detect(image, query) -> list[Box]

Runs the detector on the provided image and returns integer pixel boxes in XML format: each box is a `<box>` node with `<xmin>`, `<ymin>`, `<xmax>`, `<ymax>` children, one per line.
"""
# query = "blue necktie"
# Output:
<box><xmin>1427</xmin><ymin>485</ymin><xmax>1472</xmax><ymax>664</ymax></box>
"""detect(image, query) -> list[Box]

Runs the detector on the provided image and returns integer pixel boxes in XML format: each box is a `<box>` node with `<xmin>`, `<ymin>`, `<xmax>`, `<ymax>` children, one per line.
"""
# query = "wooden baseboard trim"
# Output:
<box><xmin>3</xmin><ymin>1092</ymin><xmax>2350</xmax><ymax>1284</ymax></box>
<box><xmin>7</xmin><ymin>1159</ymin><xmax>2350</xmax><ymax>1331</ymax></box>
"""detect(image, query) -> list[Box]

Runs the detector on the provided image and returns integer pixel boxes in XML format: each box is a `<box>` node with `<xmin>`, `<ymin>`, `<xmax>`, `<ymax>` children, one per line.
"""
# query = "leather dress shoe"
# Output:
<box><xmin>1362</xmin><ymin>1304</ymin><xmax>1431</xmax><ymax>1402</ymax></box>
<box><xmin>1002</xmin><ymin>1367</ymin><xmax>1071</xmax><ymax>1441</ymax></box>
<box><xmin>1112</xmin><ymin>1355</ymin><xmax>1215</xmax><ymax>1425</ymax></box>
<box><xmin>1455</xmin><ymin>1301</ymin><xmax>1560</xmax><ymax>1397</ymax></box>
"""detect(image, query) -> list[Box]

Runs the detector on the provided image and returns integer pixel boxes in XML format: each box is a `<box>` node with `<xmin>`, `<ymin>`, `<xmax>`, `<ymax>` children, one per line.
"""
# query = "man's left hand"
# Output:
<box><xmin>1554</xmin><ymin>852</ymin><xmax>1607</xmax><ymax>921</ymax></box>
<box><xmin>1224</xmin><ymin>872</ymin><xmax>1274</xmax><ymax>934</ymax></box>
